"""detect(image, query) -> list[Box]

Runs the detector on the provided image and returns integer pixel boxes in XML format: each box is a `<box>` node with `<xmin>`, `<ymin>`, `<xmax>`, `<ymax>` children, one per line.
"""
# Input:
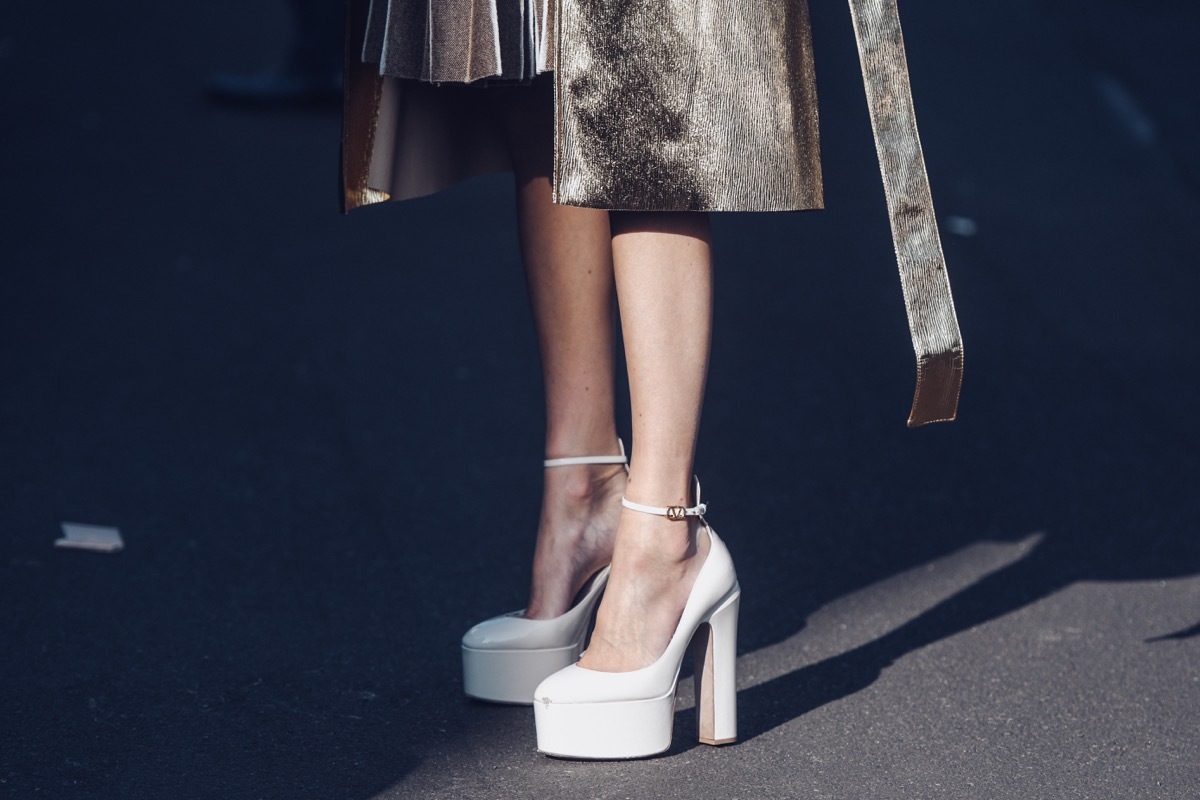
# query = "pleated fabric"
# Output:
<box><xmin>361</xmin><ymin>0</ymin><xmax>555</xmax><ymax>83</ymax></box>
<box><xmin>342</xmin><ymin>0</ymin><xmax>961</xmax><ymax>424</ymax></box>
<box><xmin>358</xmin><ymin>0</ymin><xmax>823</xmax><ymax>212</ymax></box>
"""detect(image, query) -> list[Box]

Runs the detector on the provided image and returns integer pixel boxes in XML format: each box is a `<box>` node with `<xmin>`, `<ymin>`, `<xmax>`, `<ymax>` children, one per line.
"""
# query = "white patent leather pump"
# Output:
<box><xmin>533</xmin><ymin>479</ymin><xmax>740</xmax><ymax>759</ymax></box>
<box><xmin>460</xmin><ymin>443</ymin><xmax>627</xmax><ymax>704</ymax></box>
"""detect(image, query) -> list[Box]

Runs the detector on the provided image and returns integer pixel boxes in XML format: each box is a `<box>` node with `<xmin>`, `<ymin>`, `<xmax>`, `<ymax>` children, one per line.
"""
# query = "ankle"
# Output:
<box><xmin>543</xmin><ymin>430</ymin><xmax>623</xmax><ymax>464</ymax></box>
<box><xmin>615</xmin><ymin>511</ymin><xmax>704</xmax><ymax>565</ymax></box>
<box><xmin>549</xmin><ymin>463</ymin><xmax>626</xmax><ymax>506</ymax></box>
<box><xmin>622</xmin><ymin>469</ymin><xmax>695</xmax><ymax>511</ymax></box>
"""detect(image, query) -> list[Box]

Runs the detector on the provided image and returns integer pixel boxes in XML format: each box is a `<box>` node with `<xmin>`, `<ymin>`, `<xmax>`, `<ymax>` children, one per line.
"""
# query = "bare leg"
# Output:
<box><xmin>580</xmin><ymin>211</ymin><xmax>714</xmax><ymax>672</ymax></box>
<box><xmin>487</xmin><ymin>79</ymin><xmax>626</xmax><ymax>619</ymax></box>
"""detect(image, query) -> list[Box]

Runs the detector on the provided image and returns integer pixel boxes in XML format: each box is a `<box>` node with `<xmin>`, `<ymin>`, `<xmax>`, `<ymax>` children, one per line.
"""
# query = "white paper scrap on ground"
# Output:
<box><xmin>55</xmin><ymin>523</ymin><xmax>124</xmax><ymax>553</ymax></box>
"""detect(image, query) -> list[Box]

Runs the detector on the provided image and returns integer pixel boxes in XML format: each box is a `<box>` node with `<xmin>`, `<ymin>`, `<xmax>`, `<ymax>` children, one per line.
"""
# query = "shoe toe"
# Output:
<box><xmin>461</xmin><ymin>612</ymin><xmax>529</xmax><ymax>649</ymax></box>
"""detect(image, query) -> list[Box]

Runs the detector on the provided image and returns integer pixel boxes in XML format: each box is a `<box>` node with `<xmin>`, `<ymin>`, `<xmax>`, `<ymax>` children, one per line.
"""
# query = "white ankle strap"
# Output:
<box><xmin>543</xmin><ymin>438</ymin><xmax>627</xmax><ymax>468</ymax></box>
<box><xmin>621</xmin><ymin>477</ymin><xmax>707</xmax><ymax>522</ymax></box>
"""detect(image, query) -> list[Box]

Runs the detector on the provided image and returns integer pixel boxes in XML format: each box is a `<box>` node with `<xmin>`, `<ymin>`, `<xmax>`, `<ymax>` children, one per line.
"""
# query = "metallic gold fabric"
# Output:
<box><xmin>554</xmin><ymin>0</ymin><xmax>822</xmax><ymax>211</ymax></box>
<box><xmin>355</xmin><ymin>0</ymin><xmax>822</xmax><ymax>211</ymax></box>
<box><xmin>362</xmin><ymin>0</ymin><xmax>555</xmax><ymax>82</ymax></box>
<box><xmin>848</xmin><ymin>0</ymin><xmax>963</xmax><ymax>425</ymax></box>
<box><xmin>341</xmin><ymin>0</ymin><xmax>964</xmax><ymax>424</ymax></box>
<box><xmin>342</xmin><ymin>0</ymin><xmax>387</xmax><ymax>210</ymax></box>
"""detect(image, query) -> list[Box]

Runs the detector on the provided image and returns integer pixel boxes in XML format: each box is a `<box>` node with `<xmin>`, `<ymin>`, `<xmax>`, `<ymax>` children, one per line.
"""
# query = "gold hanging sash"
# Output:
<box><xmin>848</xmin><ymin>0</ymin><xmax>964</xmax><ymax>426</ymax></box>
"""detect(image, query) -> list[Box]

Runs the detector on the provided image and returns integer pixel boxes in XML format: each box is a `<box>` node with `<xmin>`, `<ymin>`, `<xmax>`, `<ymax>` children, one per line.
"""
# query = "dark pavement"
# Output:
<box><xmin>2</xmin><ymin>1</ymin><xmax>1199</xmax><ymax>797</ymax></box>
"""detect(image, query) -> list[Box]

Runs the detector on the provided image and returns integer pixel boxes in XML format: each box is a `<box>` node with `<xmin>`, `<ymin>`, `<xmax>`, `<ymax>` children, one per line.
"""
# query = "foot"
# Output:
<box><xmin>578</xmin><ymin>510</ymin><xmax>710</xmax><ymax>672</ymax></box>
<box><xmin>523</xmin><ymin>464</ymin><xmax>627</xmax><ymax>620</ymax></box>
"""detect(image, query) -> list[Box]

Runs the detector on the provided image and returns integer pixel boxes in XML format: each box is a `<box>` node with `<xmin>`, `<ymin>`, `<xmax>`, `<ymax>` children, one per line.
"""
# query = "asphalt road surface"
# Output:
<box><xmin>2</xmin><ymin>1</ymin><xmax>1198</xmax><ymax>798</ymax></box>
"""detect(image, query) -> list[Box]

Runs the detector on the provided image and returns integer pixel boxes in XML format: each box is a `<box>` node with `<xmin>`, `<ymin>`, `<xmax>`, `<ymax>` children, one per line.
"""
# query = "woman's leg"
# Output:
<box><xmin>580</xmin><ymin>211</ymin><xmax>715</xmax><ymax>672</ymax></box>
<box><xmin>487</xmin><ymin>79</ymin><xmax>626</xmax><ymax>619</ymax></box>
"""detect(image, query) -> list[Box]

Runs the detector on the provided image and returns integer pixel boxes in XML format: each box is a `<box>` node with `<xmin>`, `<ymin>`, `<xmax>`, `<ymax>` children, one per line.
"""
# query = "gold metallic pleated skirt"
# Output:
<box><xmin>343</xmin><ymin>0</ymin><xmax>963</xmax><ymax>425</ymax></box>
<box><xmin>362</xmin><ymin>0</ymin><xmax>555</xmax><ymax>83</ymax></box>
<box><xmin>353</xmin><ymin>0</ymin><xmax>823</xmax><ymax>212</ymax></box>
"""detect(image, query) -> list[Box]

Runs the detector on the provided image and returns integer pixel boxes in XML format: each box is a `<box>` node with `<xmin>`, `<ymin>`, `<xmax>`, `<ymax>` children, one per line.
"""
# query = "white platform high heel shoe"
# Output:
<box><xmin>461</xmin><ymin>443</ymin><xmax>627</xmax><ymax>704</ymax></box>
<box><xmin>533</xmin><ymin>479</ymin><xmax>740</xmax><ymax>759</ymax></box>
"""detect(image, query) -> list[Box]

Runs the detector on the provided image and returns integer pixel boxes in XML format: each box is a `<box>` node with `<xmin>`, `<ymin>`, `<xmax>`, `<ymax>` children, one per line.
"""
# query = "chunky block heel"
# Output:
<box><xmin>693</xmin><ymin>588</ymin><xmax>740</xmax><ymax>745</ymax></box>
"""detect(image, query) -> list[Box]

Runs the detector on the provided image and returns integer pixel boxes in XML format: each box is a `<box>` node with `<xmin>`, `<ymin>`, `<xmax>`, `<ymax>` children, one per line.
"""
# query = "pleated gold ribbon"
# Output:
<box><xmin>848</xmin><ymin>0</ymin><xmax>964</xmax><ymax>426</ymax></box>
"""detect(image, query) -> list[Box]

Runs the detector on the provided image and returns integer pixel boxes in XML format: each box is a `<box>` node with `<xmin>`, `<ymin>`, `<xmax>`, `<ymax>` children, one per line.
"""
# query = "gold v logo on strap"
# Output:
<box><xmin>849</xmin><ymin>0</ymin><xmax>965</xmax><ymax>426</ymax></box>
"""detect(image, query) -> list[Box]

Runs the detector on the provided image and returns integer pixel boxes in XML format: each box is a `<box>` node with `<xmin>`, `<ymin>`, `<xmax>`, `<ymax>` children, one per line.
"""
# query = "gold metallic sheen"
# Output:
<box><xmin>341</xmin><ymin>0</ymin><xmax>387</xmax><ymax>211</ymax></box>
<box><xmin>362</xmin><ymin>0</ymin><xmax>556</xmax><ymax>81</ymax></box>
<box><xmin>848</xmin><ymin>0</ymin><xmax>963</xmax><ymax>425</ymax></box>
<box><xmin>553</xmin><ymin>0</ymin><xmax>822</xmax><ymax>211</ymax></box>
<box><xmin>340</xmin><ymin>0</ymin><xmax>963</xmax><ymax>425</ymax></box>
